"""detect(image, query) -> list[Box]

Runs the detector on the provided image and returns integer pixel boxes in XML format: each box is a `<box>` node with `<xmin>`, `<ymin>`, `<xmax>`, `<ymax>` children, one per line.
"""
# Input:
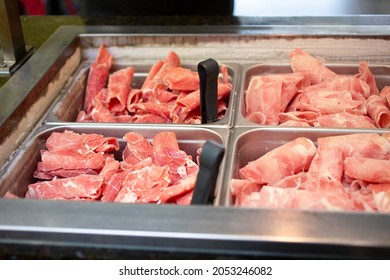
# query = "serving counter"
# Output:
<box><xmin>1</xmin><ymin>15</ymin><xmax>390</xmax><ymax>259</ymax></box>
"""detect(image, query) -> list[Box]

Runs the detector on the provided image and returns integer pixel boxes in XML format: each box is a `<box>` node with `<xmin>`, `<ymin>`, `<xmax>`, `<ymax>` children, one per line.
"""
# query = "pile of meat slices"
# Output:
<box><xmin>231</xmin><ymin>133</ymin><xmax>390</xmax><ymax>213</ymax></box>
<box><xmin>245</xmin><ymin>48</ymin><xmax>390</xmax><ymax>128</ymax></box>
<box><xmin>22</xmin><ymin>130</ymin><xmax>200</xmax><ymax>205</ymax></box>
<box><xmin>76</xmin><ymin>44</ymin><xmax>232</xmax><ymax>124</ymax></box>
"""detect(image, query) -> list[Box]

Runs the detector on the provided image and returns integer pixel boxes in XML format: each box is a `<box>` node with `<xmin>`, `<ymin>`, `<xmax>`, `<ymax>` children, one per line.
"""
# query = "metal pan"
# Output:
<box><xmin>0</xmin><ymin>124</ymin><xmax>229</xmax><ymax>205</ymax></box>
<box><xmin>234</xmin><ymin>63</ymin><xmax>390</xmax><ymax>127</ymax></box>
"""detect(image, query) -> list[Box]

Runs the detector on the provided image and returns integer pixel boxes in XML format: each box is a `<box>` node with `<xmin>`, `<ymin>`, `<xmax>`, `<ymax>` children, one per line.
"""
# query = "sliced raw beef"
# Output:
<box><xmin>290</xmin><ymin>48</ymin><xmax>337</xmax><ymax>84</ymax></box>
<box><xmin>366</xmin><ymin>95</ymin><xmax>390</xmax><ymax>128</ymax></box>
<box><xmin>106</xmin><ymin>67</ymin><xmax>134</xmax><ymax>113</ymax></box>
<box><xmin>239</xmin><ymin>137</ymin><xmax>316</xmax><ymax>185</ymax></box>
<box><xmin>45</xmin><ymin>130</ymin><xmax>119</xmax><ymax>154</ymax></box>
<box><xmin>355</xmin><ymin>61</ymin><xmax>380</xmax><ymax>95</ymax></box>
<box><xmin>315</xmin><ymin>112</ymin><xmax>376</xmax><ymax>128</ymax></box>
<box><xmin>114</xmin><ymin>165</ymin><xmax>170</xmax><ymax>203</ymax></box>
<box><xmin>344</xmin><ymin>157</ymin><xmax>390</xmax><ymax>183</ymax></box>
<box><xmin>84</xmin><ymin>44</ymin><xmax>112</xmax><ymax>111</ymax></box>
<box><xmin>233</xmin><ymin>133</ymin><xmax>390</xmax><ymax>213</ymax></box>
<box><xmin>122</xmin><ymin>132</ymin><xmax>153</xmax><ymax>165</ymax></box>
<box><xmin>26</xmin><ymin>174</ymin><xmax>103</xmax><ymax>200</ymax></box>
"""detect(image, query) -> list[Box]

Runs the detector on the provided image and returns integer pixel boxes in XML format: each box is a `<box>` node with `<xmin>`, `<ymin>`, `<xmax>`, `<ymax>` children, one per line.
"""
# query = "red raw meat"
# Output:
<box><xmin>290</xmin><ymin>48</ymin><xmax>337</xmax><ymax>84</ymax></box>
<box><xmin>84</xmin><ymin>44</ymin><xmax>112</xmax><ymax>111</ymax></box>
<box><xmin>233</xmin><ymin>133</ymin><xmax>390</xmax><ymax>213</ymax></box>
<box><xmin>90</xmin><ymin>97</ymin><xmax>117</xmax><ymax>122</ymax></box>
<box><xmin>78</xmin><ymin>48</ymin><xmax>232</xmax><ymax>124</ymax></box>
<box><xmin>315</xmin><ymin>112</ymin><xmax>376</xmax><ymax>128</ymax></box>
<box><xmin>366</xmin><ymin>95</ymin><xmax>390</xmax><ymax>128</ymax></box>
<box><xmin>162</xmin><ymin>67</ymin><xmax>200</xmax><ymax>91</ymax></box>
<box><xmin>106</xmin><ymin>67</ymin><xmax>135</xmax><ymax>113</ymax></box>
<box><xmin>159</xmin><ymin>173</ymin><xmax>197</xmax><ymax>203</ymax></box>
<box><xmin>40</xmin><ymin>150</ymin><xmax>105</xmax><ymax>171</ymax></box>
<box><xmin>26</xmin><ymin>174</ymin><xmax>103</xmax><ymax>200</ymax></box>
<box><xmin>239</xmin><ymin>137</ymin><xmax>316</xmax><ymax>185</ymax></box>
<box><xmin>355</xmin><ymin>61</ymin><xmax>380</xmax><ymax>95</ymax></box>
<box><xmin>369</xmin><ymin>184</ymin><xmax>390</xmax><ymax>212</ymax></box>
<box><xmin>114</xmin><ymin>165</ymin><xmax>170</xmax><ymax>203</ymax></box>
<box><xmin>45</xmin><ymin>130</ymin><xmax>119</xmax><ymax>154</ymax></box>
<box><xmin>122</xmin><ymin>132</ymin><xmax>153</xmax><ymax>165</ymax></box>
<box><xmin>344</xmin><ymin>157</ymin><xmax>390</xmax><ymax>184</ymax></box>
<box><xmin>295</xmin><ymin>88</ymin><xmax>365</xmax><ymax>115</ymax></box>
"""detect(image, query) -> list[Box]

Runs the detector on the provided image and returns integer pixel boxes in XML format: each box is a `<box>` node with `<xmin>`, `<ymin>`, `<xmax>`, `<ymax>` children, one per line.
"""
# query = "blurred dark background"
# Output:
<box><xmin>16</xmin><ymin>0</ymin><xmax>390</xmax><ymax>16</ymax></box>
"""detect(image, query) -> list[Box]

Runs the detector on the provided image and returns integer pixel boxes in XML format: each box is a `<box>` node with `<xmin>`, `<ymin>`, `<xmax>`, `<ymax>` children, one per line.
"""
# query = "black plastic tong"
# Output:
<box><xmin>191</xmin><ymin>140</ymin><xmax>225</xmax><ymax>205</ymax></box>
<box><xmin>198</xmin><ymin>58</ymin><xmax>219</xmax><ymax>124</ymax></box>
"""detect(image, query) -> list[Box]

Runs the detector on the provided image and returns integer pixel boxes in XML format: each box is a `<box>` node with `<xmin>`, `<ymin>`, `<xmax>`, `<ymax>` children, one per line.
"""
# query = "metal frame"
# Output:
<box><xmin>2</xmin><ymin>20</ymin><xmax>390</xmax><ymax>258</ymax></box>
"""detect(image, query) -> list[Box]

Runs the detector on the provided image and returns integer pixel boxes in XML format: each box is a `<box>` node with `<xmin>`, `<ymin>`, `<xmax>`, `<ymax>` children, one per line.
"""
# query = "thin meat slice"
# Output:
<box><xmin>128</xmin><ymin>102</ymin><xmax>173</xmax><ymax>121</ymax></box>
<box><xmin>239</xmin><ymin>186</ymin><xmax>354</xmax><ymax>211</ymax></box>
<box><xmin>152</xmin><ymin>132</ymin><xmax>198</xmax><ymax>183</ymax></box>
<box><xmin>122</xmin><ymin>132</ymin><xmax>153</xmax><ymax>165</ymax></box>
<box><xmin>289</xmin><ymin>48</ymin><xmax>337</xmax><ymax>84</ymax></box>
<box><xmin>45</xmin><ymin>130</ymin><xmax>119</xmax><ymax>155</ymax></box>
<box><xmin>344</xmin><ymin>157</ymin><xmax>390</xmax><ymax>184</ymax></box>
<box><xmin>279</xmin><ymin>111</ymin><xmax>319</xmax><ymax>126</ymax></box>
<box><xmin>239</xmin><ymin>137</ymin><xmax>316</xmax><ymax>185</ymax></box>
<box><xmin>172</xmin><ymin>83</ymin><xmax>232</xmax><ymax>123</ymax></box>
<box><xmin>99</xmin><ymin>157</ymin><xmax>120</xmax><ymax>183</ymax></box>
<box><xmin>141</xmin><ymin>51</ymin><xmax>181</xmax><ymax>97</ymax></box>
<box><xmin>355</xmin><ymin>61</ymin><xmax>379</xmax><ymax>95</ymax></box>
<box><xmin>106</xmin><ymin>67</ymin><xmax>135</xmax><ymax>113</ymax></box>
<box><xmin>246</xmin><ymin>80</ymin><xmax>282</xmax><ymax>125</ymax></box>
<box><xmin>84</xmin><ymin>44</ymin><xmax>112</xmax><ymax>111</ymax></box>
<box><xmin>231</xmin><ymin>179</ymin><xmax>262</xmax><ymax>206</ymax></box>
<box><xmin>326</xmin><ymin>76</ymin><xmax>371</xmax><ymax>98</ymax></box>
<box><xmin>158</xmin><ymin>172</ymin><xmax>197</xmax><ymax>203</ymax></box>
<box><xmin>90</xmin><ymin>97</ymin><xmax>117</xmax><ymax>123</ymax></box>
<box><xmin>315</xmin><ymin>112</ymin><xmax>376</xmax><ymax>128</ymax></box>
<box><xmin>26</xmin><ymin>174</ymin><xmax>103</xmax><ymax>200</ymax></box>
<box><xmin>40</xmin><ymin>150</ymin><xmax>105</xmax><ymax>172</ymax></box>
<box><xmin>295</xmin><ymin>89</ymin><xmax>365</xmax><ymax>115</ymax></box>
<box><xmin>162</xmin><ymin>67</ymin><xmax>199</xmax><ymax>91</ymax></box>
<box><xmin>114</xmin><ymin>165</ymin><xmax>170</xmax><ymax>203</ymax></box>
<box><xmin>380</xmin><ymin>86</ymin><xmax>390</xmax><ymax>106</ymax></box>
<box><xmin>245</xmin><ymin>73</ymin><xmax>306</xmax><ymax>124</ymax></box>
<box><xmin>369</xmin><ymin>184</ymin><xmax>390</xmax><ymax>212</ymax></box>
<box><xmin>366</xmin><ymin>95</ymin><xmax>390</xmax><ymax>128</ymax></box>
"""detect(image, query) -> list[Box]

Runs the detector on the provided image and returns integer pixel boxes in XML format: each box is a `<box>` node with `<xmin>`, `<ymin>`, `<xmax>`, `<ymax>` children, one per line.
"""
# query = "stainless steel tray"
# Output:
<box><xmin>235</xmin><ymin>63</ymin><xmax>390</xmax><ymax>127</ymax></box>
<box><xmin>2</xmin><ymin>23</ymin><xmax>390</xmax><ymax>258</ymax></box>
<box><xmin>0</xmin><ymin>124</ymin><xmax>229</xmax><ymax>205</ymax></box>
<box><xmin>222</xmin><ymin>127</ymin><xmax>390</xmax><ymax>206</ymax></box>
<box><xmin>44</xmin><ymin>61</ymin><xmax>239</xmax><ymax>127</ymax></box>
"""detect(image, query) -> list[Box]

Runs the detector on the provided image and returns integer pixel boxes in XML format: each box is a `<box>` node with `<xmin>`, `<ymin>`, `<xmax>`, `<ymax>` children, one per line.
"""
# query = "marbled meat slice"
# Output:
<box><xmin>239</xmin><ymin>137</ymin><xmax>316</xmax><ymax>185</ymax></box>
<box><xmin>114</xmin><ymin>165</ymin><xmax>170</xmax><ymax>203</ymax></box>
<box><xmin>106</xmin><ymin>67</ymin><xmax>135</xmax><ymax>113</ymax></box>
<box><xmin>26</xmin><ymin>174</ymin><xmax>103</xmax><ymax>200</ymax></box>
<box><xmin>355</xmin><ymin>60</ymin><xmax>380</xmax><ymax>95</ymax></box>
<box><xmin>289</xmin><ymin>48</ymin><xmax>337</xmax><ymax>84</ymax></box>
<box><xmin>45</xmin><ymin>130</ymin><xmax>119</xmax><ymax>154</ymax></box>
<box><xmin>162</xmin><ymin>66</ymin><xmax>200</xmax><ymax>91</ymax></box>
<box><xmin>84</xmin><ymin>44</ymin><xmax>112</xmax><ymax>111</ymax></box>
<box><xmin>366</xmin><ymin>95</ymin><xmax>390</xmax><ymax>128</ymax></box>
<box><xmin>369</xmin><ymin>184</ymin><xmax>390</xmax><ymax>212</ymax></box>
<box><xmin>344</xmin><ymin>157</ymin><xmax>390</xmax><ymax>184</ymax></box>
<box><xmin>40</xmin><ymin>150</ymin><xmax>105</xmax><ymax>172</ymax></box>
<box><xmin>122</xmin><ymin>132</ymin><xmax>153</xmax><ymax>165</ymax></box>
<box><xmin>315</xmin><ymin>112</ymin><xmax>376</xmax><ymax>128</ymax></box>
<box><xmin>152</xmin><ymin>132</ymin><xmax>199</xmax><ymax>183</ymax></box>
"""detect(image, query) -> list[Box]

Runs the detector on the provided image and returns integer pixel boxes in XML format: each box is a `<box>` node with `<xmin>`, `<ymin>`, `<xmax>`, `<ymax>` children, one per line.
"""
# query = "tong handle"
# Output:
<box><xmin>198</xmin><ymin>58</ymin><xmax>219</xmax><ymax>124</ymax></box>
<box><xmin>191</xmin><ymin>140</ymin><xmax>225</xmax><ymax>205</ymax></box>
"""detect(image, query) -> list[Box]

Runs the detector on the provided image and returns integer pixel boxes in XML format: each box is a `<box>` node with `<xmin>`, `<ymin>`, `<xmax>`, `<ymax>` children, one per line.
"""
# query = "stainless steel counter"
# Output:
<box><xmin>1</xmin><ymin>19</ymin><xmax>390</xmax><ymax>258</ymax></box>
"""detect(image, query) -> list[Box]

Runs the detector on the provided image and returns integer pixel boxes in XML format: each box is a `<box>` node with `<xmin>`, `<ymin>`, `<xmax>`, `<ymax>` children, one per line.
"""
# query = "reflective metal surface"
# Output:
<box><xmin>1</xmin><ymin>21</ymin><xmax>390</xmax><ymax>258</ymax></box>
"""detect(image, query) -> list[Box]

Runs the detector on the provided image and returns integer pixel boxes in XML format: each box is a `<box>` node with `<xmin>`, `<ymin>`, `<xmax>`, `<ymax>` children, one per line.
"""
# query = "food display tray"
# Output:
<box><xmin>1</xmin><ymin>23</ymin><xmax>390</xmax><ymax>258</ymax></box>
